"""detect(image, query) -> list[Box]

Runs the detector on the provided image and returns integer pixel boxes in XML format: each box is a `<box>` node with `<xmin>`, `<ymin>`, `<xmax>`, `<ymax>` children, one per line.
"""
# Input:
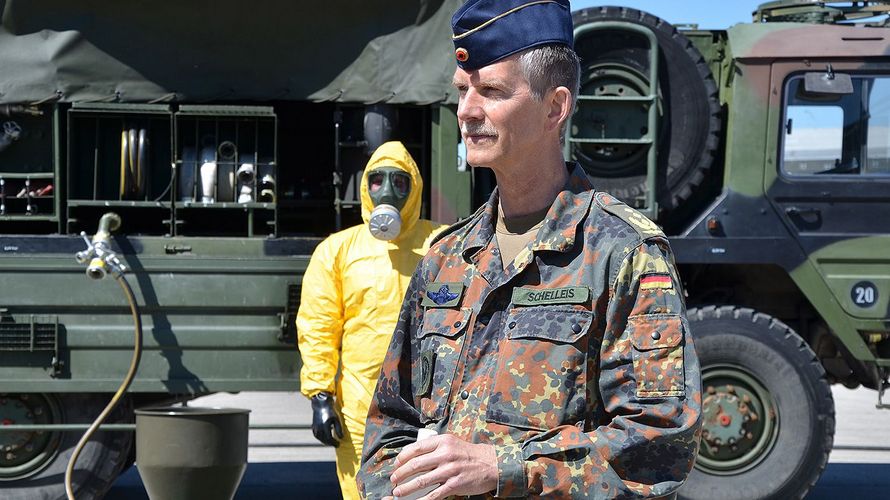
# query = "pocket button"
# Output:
<box><xmin>571</xmin><ymin>322</ymin><xmax>582</xmax><ymax>334</ymax></box>
<box><xmin>460</xmin><ymin>390</ymin><xmax>469</xmax><ymax>400</ymax></box>
<box><xmin>651</xmin><ymin>332</ymin><xmax>661</xmax><ymax>340</ymax></box>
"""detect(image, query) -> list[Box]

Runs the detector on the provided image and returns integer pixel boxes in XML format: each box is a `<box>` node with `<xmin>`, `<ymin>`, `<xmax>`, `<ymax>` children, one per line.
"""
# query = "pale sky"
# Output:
<box><xmin>571</xmin><ymin>1</ymin><xmax>754</xmax><ymax>29</ymax></box>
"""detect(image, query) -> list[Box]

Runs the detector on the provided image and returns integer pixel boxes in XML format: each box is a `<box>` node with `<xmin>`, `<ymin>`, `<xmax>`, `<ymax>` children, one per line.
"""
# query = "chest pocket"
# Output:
<box><xmin>416</xmin><ymin>307</ymin><xmax>471</xmax><ymax>423</ymax></box>
<box><xmin>486</xmin><ymin>306</ymin><xmax>592</xmax><ymax>431</ymax></box>
<box><xmin>629</xmin><ymin>314</ymin><xmax>685</xmax><ymax>398</ymax></box>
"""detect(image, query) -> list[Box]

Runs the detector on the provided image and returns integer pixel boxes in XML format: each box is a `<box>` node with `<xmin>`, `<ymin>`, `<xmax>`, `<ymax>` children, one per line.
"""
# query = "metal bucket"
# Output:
<box><xmin>135</xmin><ymin>407</ymin><xmax>250</xmax><ymax>500</ymax></box>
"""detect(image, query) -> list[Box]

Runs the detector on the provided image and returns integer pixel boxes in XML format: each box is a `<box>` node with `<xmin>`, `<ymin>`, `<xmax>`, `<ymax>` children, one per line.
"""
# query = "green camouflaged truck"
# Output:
<box><xmin>569</xmin><ymin>2</ymin><xmax>890</xmax><ymax>498</ymax></box>
<box><xmin>0</xmin><ymin>1</ymin><xmax>468</xmax><ymax>498</ymax></box>
<box><xmin>0</xmin><ymin>0</ymin><xmax>888</xmax><ymax>498</ymax></box>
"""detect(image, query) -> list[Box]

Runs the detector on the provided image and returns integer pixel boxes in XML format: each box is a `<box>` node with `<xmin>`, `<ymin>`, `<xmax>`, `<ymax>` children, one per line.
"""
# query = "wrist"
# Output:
<box><xmin>311</xmin><ymin>392</ymin><xmax>333</xmax><ymax>406</ymax></box>
<box><xmin>494</xmin><ymin>443</ymin><xmax>527</xmax><ymax>498</ymax></box>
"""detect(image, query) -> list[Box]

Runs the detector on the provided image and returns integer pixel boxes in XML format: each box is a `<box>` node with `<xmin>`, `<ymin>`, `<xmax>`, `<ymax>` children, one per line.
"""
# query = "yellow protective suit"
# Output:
<box><xmin>297</xmin><ymin>141</ymin><xmax>445</xmax><ymax>500</ymax></box>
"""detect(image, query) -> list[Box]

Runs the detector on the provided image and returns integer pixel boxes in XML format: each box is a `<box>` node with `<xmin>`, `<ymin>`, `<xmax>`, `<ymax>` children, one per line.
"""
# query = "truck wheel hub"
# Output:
<box><xmin>0</xmin><ymin>394</ymin><xmax>62</xmax><ymax>481</ymax></box>
<box><xmin>696</xmin><ymin>367</ymin><xmax>779</xmax><ymax>475</ymax></box>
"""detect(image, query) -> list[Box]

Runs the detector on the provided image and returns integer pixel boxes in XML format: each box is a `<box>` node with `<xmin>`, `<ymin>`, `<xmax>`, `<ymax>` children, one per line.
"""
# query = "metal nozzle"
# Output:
<box><xmin>94</xmin><ymin>212</ymin><xmax>122</xmax><ymax>243</ymax></box>
<box><xmin>76</xmin><ymin>212</ymin><xmax>126</xmax><ymax>279</ymax></box>
<box><xmin>87</xmin><ymin>258</ymin><xmax>107</xmax><ymax>280</ymax></box>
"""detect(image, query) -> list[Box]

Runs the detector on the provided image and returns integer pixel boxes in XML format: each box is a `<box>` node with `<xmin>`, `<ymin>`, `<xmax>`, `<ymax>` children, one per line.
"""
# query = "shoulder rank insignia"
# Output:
<box><xmin>595</xmin><ymin>191</ymin><xmax>664</xmax><ymax>238</ymax></box>
<box><xmin>422</xmin><ymin>282</ymin><xmax>463</xmax><ymax>307</ymax></box>
<box><xmin>641</xmin><ymin>273</ymin><xmax>673</xmax><ymax>290</ymax></box>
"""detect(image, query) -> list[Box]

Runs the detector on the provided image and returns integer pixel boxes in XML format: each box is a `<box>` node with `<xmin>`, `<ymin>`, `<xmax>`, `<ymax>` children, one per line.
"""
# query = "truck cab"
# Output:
<box><xmin>569</xmin><ymin>2</ymin><xmax>890</xmax><ymax>498</ymax></box>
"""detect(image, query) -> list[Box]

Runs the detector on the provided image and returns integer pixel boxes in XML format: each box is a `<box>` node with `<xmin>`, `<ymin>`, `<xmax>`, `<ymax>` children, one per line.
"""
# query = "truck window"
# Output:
<box><xmin>783</xmin><ymin>105</ymin><xmax>844</xmax><ymax>175</ymax></box>
<box><xmin>782</xmin><ymin>75</ymin><xmax>890</xmax><ymax>176</ymax></box>
<box><xmin>866</xmin><ymin>79</ymin><xmax>890</xmax><ymax>174</ymax></box>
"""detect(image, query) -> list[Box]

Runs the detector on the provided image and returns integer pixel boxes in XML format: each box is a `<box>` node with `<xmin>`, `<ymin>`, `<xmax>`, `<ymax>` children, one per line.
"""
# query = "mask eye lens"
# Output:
<box><xmin>368</xmin><ymin>173</ymin><xmax>384</xmax><ymax>193</ymax></box>
<box><xmin>393</xmin><ymin>173</ymin><xmax>411</xmax><ymax>197</ymax></box>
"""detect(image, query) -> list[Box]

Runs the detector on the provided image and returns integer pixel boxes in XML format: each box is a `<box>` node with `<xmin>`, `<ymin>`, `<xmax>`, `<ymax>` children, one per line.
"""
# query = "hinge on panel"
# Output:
<box><xmin>278</xmin><ymin>283</ymin><xmax>299</xmax><ymax>345</ymax></box>
<box><xmin>164</xmin><ymin>244</ymin><xmax>192</xmax><ymax>254</ymax></box>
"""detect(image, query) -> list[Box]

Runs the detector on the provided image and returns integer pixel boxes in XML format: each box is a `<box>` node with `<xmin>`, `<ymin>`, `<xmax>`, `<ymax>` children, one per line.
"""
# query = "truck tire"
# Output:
<box><xmin>0</xmin><ymin>393</ymin><xmax>133</xmax><ymax>500</ymax></box>
<box><xmin>571</xmin><ymin>7</ymin><xmax>720</xmax><ymax>211</ymax></box>
<box><xmin>680</xmin><ymin>306</ymin><xmax>834</xmax><ymax>500</ymax></box>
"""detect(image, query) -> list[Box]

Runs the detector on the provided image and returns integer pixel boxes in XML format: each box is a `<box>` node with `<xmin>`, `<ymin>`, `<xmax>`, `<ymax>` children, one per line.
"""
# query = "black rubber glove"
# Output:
<box><xmin>310</xmin><ymin>392</ymin><xmax>343</xmax><ymax>447</ymax></box>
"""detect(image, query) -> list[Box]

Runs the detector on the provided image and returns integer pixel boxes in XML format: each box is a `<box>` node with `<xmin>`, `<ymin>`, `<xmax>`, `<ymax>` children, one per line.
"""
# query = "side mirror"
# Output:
<box><xmin>804</xmin><ymin>66</ymin><xmax>853</xmax><ymax>95</ymax></box>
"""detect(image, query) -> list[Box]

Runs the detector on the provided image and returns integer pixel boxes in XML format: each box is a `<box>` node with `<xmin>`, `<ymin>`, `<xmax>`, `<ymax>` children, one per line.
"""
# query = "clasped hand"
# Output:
<box><xmin>386</xmin><ymin>434</ymin><xmax>498</xmax><ymax>500</ymax></box>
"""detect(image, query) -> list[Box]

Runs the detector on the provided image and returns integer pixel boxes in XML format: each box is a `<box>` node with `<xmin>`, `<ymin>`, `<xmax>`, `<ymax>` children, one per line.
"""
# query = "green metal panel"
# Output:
<box><xmin>723</xmin><ymin>61</ymin><xmax>771</xmax><ymax>197</ymax></box>
<box><xmin>684</xmin><ymin>30</ymin><xmax>728</xmax><ymax>90</ymax></box>
<box><xmin>814</xmin><ymin>239</ymin><xmax>890</xmax><ymax>321</ymax></box>
<box><xmin>71</xmin><ymin>103</ymin><xmax>174</xmax><ymax>114</ymax></box>
<box><xmin>728</xmin><ymin>21</ymin><xmax>890</xmax><ymax>60</ymax></box>
<box><xmin>429</xmin><ymin>105</ymin><xmax>471</xmax><ymax>223</ymax></box>
<box><xmin>175</xmin><ymin>105</ymin><xmax>276</xmax><ymax>117</ymax></box>
<box><xmin>0</xmin><ymin>236</ymin><xmax>308</xmax><ymax>392</ymax></box>
<box><xmin>567</xmin><ymin>20</ymin><xmax>660</xmax><ymax>219</ymax></box>
<box><xmin>788</xmin><ymin>254</ymin><xmax>876</xmax><ymax>361</ymax></box>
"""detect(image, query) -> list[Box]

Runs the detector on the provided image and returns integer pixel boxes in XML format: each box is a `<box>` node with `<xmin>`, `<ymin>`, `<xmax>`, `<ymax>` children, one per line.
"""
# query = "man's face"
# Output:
<box><xmin>452</xmin><ymin>57</ymin><xmax>550</xmax><ymax>173</ymax></box>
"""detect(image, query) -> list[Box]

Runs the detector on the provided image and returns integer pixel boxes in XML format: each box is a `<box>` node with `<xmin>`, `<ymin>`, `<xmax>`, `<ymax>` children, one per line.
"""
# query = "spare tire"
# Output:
<box><xmin>569</xmin><ymin>7</ymin><xmax>720</xmax><ymax>212</ymax></box>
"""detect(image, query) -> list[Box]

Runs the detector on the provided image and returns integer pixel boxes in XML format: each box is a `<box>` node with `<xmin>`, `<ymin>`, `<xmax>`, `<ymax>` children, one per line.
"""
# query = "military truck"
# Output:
<box><xmin>0</xmin><ymin>1</ymin><xmax>470</xmax><ymax>498</ymax></box>
<box><xmin>568</xmin><ymin>1</ymin><xmax>890</xmax><ymax>499</ymax></box>
<box><xmin>1</xmin><ymin>0</ymin><xmax>888</xmax><ymax>498</ymax></box>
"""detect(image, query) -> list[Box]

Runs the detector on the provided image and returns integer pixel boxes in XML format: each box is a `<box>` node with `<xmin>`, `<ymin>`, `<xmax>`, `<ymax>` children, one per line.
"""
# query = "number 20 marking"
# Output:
<box><xmin>850</xmin><ymin>281</ymin><xmax>878</xmax><ymax>308</ymax></box>
<box><xmin>854</xmin><ymin>287</ymin><xmax>874</xmax><ymax>305</ymax></box>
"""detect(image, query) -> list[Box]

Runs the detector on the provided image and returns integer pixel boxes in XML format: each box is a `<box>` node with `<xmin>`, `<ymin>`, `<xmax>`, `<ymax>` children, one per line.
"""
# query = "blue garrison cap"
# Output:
<box><xmin>451</xmin><ymin>0</ymin><xmax>573</xmax><ymax>70</ymax></box>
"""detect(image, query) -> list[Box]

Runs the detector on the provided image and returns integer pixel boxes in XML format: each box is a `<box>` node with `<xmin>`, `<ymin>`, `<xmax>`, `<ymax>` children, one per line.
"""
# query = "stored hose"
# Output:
<box><xmin>118</xmin><ymin>128</ymin><xmax>146</xmax><ymax>200</ymax></box>
<box><xmin>64</xmin><ymin>273</ymin><xmax>143</xmax><ymax>499</ymax></box>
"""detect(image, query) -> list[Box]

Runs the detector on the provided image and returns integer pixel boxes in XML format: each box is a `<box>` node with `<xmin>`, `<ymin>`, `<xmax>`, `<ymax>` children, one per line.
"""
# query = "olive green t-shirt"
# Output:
<box><xmin>495</xmin><ymin>200</ymin><xmax>549</xmax><ymax>270</ymax></box>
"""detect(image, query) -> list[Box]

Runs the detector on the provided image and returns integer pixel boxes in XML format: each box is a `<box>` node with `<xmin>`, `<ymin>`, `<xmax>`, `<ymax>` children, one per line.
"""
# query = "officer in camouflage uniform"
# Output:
<box><xmin>357</xmin><ymin>1</ymin><xmax>702</xmax><ymax>498</ymax></box>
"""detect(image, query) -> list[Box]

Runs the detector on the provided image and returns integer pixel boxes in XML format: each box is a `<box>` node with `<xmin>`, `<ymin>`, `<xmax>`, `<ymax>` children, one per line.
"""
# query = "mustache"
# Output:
<box><xmin>461</xmin><ymin>122</ymin><xmax>498</xmax><ymax>137</ymax></box>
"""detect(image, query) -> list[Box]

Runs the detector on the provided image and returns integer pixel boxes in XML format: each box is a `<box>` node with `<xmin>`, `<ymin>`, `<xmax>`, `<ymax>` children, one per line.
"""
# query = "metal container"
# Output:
<box><xmin>135</xmin><ymin>407</ymin><xmax>250</xmax><ymax>500</ymax></box>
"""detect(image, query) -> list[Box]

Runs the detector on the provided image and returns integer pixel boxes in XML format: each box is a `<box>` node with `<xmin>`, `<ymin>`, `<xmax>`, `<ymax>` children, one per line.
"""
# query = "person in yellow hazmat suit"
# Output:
<box><xmin>297</xmin><ymin>141</ymin><xmax>446</xmax><ymax>500</ymax></box>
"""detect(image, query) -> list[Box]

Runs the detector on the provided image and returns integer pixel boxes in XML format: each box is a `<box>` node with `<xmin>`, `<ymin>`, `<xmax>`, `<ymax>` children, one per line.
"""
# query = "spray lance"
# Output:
<box><xmin>67</xmin><ymin>212</ymin><xmax>143</xmax><ymax>499</ymax></box>
<box><xmin>75</xmin><ymin>212</ymin><xmax>126</xmax><ymax>279</ymax></box>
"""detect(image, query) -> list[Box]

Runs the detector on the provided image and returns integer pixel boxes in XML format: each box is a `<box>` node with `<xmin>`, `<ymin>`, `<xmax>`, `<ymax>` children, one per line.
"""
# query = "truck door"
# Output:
<box><xmin>767</xmin><ymin>63</ymin><xmax>890</xmax><ymax>324</ymax></box>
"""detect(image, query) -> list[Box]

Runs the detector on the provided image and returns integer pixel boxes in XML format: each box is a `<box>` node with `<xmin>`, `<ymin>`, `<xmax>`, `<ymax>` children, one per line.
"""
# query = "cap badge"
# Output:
<box><xmin>455</xmin><ymin>47</ymin><xmax>469</xmax><ymax>62</ymax></box>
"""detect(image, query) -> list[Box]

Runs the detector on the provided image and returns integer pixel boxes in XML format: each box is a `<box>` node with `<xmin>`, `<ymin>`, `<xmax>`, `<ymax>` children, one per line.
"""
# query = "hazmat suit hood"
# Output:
<box><xmin>360</xmin><ymin>141</ymin><xmax>423</xmax><ymax>239</ymax></box>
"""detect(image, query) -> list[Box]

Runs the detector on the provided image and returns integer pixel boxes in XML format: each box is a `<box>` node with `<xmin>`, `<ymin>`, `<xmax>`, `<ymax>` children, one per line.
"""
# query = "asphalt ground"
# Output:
<box><xmin>107</xmin><ymin>386</ymin><xmax>890</xmax><ymax>499</ymax></box>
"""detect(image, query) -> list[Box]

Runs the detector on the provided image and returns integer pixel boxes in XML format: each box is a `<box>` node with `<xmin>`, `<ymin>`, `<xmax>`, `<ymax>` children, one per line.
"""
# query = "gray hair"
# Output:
<box><xmin>517</xmin><ymin>44</ymin><xmax>581</xmax><ymax>143</ymax></box>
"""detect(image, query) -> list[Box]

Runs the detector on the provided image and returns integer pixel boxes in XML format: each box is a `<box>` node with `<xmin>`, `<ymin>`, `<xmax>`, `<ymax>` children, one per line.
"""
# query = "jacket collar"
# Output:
<box><xmin>461</xmin><ymin>163</ymin><xmax>594</xmax><ymax>263</ymax></box>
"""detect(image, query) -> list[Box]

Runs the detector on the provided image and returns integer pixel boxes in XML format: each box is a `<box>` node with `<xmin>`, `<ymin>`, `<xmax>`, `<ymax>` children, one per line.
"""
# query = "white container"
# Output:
<box><xmin>394</xmin><ymin>428</ymin><xmax>439</xmax><ymax>500</ymax></box>
<box><xmin>200</xmin><ymin>161</ymin><xmax>217</xmax><ymax>203</ymax></box>
<box><xmin>236</xmin><ymin>163</ymin><xmax>255</xmax><ymax>203</ymax></box>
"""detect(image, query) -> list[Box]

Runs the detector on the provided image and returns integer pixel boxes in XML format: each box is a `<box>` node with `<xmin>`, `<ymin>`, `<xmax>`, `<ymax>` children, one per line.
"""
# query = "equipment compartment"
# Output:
<box><xmin>173</xmin><ymin>105</ymin><xmax>277</xmax><ymax>237</ymax></box>
<box><xmin>66</xmin><ymin>103</ymin><xmax>174</xmax><ymax>235</ymax></box>
<box><xmin>1</xmin><ymin>101</ymin><xmax>439</xmax><ymax>239</ymax></box>
<box><xmin>0</xmin><ymin>106</ymin><xmax>59</xmax><ymax>232</ymax></box>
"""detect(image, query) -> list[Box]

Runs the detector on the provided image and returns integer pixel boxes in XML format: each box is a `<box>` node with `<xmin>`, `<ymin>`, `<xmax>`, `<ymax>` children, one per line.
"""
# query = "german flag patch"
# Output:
<box><xmin>640</xmin><ymin>273</ymin><xmax>673</xmax><ymax>290</ymax></box>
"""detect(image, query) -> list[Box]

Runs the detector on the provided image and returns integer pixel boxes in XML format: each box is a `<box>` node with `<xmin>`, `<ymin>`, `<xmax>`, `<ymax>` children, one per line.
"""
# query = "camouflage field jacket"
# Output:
<box><xmin>358</xmin><ymin>164</ymin><xmax>702</xmax><ymax>499</ymax></box>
